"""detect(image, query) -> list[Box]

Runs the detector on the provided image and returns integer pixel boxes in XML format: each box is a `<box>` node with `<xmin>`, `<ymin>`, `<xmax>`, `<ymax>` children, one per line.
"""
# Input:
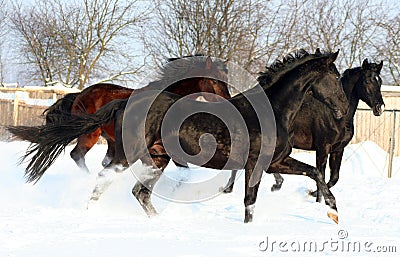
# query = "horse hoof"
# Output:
<box><xmin>271</xmin><ymin>184</ymin><xmax>282</xmax><ymax>192</ymax></box>
<box><xmin>147</xmin><ymin>211</ymin><xmax>158</xmax><ymax>218</ymax></box>
<box><xmin>244</xmin><ymin>216</ymin><xmax>253</xmax><ymax>223</ymax></box>
<box><xmin>309</xmin><ymin>190</ymin><xmax>317</xmax><ymax>197</ymax></box>
<box><xmin>220</xmin><ymin>186</ymin><xmax>233</xmax><ymax>194</ymax></box>
<box><xmin>327</xmin><ymin>209</ymin><xmax>339</xmax><ymax>224</ymax></box>
<box><xmin>86</xmin><ymin>198</ymin><xmax>97</xmax><ymax>210</ymax></box>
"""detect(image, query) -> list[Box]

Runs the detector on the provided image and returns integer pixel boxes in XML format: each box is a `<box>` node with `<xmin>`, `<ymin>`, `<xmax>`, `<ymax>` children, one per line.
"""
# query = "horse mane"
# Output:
<box><xmin>146</xmin><ymin>54</ymin><xmax>227</xmax><ymax>91</ymax></box>
<box><xmin>257</xmin><ymin>49</ymin><xmax>333</xmax><ymax>89</ymax></box>
<box><xmin>341</xmin><ymin>67</ymin><xmax>362</xmax><ymax>80</ymax></box>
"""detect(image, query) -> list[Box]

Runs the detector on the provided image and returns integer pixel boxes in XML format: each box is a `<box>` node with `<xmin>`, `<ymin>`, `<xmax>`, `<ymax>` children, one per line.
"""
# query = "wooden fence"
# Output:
<box><xmin>351</xmin><ymin>86</ymin><xmax>399</xmax><ymax>153</ymax></box>
<box><xmin>1</xmin><ymin>85</ymin><xmax>399</xmax><ymax>157</ymax></box>
<box><xmin>350</xmin><ymin>86</ymin><xmax>400</xmax><ymax>177</ymax></box>
<box><xmin>0</xmin><ymin>87</ymin><xmax>79</xmax><ymax>140</ymax></box>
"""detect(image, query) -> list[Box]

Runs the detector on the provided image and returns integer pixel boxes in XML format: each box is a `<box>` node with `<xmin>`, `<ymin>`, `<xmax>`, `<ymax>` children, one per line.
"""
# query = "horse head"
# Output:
<box><xmin>307</xmin><ymin>49</ymin><xmax>349</xmax><ymax>119</ymax></box>
<box><xmin>162</xmin><ymin>55</ymin><xmax>230</xmax><ymax>102</ymax></box>
<box><xmin>357</xmin><ymin>59</ymin><xmax>385</xmax><ymax>116</ymax></box>
<box><xmin>194</xmin><ymin>56</ymin><xmax>231</xmax><ymax>102</ymax></box>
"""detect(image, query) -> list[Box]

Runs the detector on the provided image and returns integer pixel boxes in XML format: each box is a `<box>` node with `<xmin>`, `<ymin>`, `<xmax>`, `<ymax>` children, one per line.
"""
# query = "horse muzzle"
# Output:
<box><xmin>373</xmin><ymin>103</ymin><xmax>385</xmax><ymax>116</ymax></box>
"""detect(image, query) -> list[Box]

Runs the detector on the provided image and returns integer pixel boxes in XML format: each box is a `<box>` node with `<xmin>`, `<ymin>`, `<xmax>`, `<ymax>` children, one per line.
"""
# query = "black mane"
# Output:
<box><xmin>146</xmin><ymin>55</ymin><xmax>227</xmax><ymax>91</ymax></box>
<box><xmin>257</xmin><ymin>49</ymin><xmax>333</xmax><ymax>88</ymax></box>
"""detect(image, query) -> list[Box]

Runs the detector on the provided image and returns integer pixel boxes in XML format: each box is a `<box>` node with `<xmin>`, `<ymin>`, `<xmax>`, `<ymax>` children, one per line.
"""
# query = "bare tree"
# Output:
<box><xmin>288</xmin><ymin>0</ymin><xmax>388</xmax><ymax>72</ymax></box>
<box><xmin>10</xmin><ymin>0</ymin><xmax>148</xmax><ymax>89</ymax></box>
<box><xmin>376</xmin><ymin>16</ymin><xmax>400</xmax><ymax>86</ymax></box>
<box><xmin>143</xmin><ymin>0</ymin><xmax>292</xmax><ymax>76</ymax></box>
<box><xmin>145</xmin><ymin>0</ymin><xmax>384</xmax><ymax>80</ymax></box>
<box><xmin>0</xmin><ymin>0</ymin><xmax>7</xmax><ymax>83</ymax></box>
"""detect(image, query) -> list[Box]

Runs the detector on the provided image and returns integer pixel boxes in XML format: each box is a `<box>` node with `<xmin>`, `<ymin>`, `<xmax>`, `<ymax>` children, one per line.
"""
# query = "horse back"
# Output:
<box><xmin>71</xmin><ymin>83</ymin><xmax>133</xmax><ymax>115</ymax></box>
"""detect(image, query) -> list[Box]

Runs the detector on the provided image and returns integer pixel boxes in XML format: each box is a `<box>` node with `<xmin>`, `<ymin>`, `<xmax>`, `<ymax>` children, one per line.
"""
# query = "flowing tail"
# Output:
<box><xmin>7</xmin><ymin>92</ymin><xmax>79</xmax><ymax>143</ymax></box>
<box><xmin>7</xmin><ymin>126</ymin><xmax>41</xmax><ymax>143</ymax></box>
<box><xmin>7</xmin><ymin>98</ymin><xmax>127</xmax><ymax>183</ymax></box>
<box><xmin>43</xmin><ymin>92</ymin><xmax>79</xmax><ymax>124</ymax></box>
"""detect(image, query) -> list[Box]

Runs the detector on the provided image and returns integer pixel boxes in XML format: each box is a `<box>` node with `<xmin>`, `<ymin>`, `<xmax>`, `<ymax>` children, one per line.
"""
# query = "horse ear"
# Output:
<box><xmin>362</xmin><ymin>58</ymin><xmax>369</xmax><ymax>69</ymax></box>
<box><xmin>205</xmin><ymin>56</ymin><xmax>213</xmax><ymax>70</ymax></box>
<box><xmin>377</xmin><ymin>60</ymin><xmax>383</xmax><ymax>72</ymax></box>
<box><xmin>329</xmin><ymin>50</ymin><xmax>339</xmax><ymax>63</ymax></box>
<box><xmin>315</xmin><ymin>48</ymin><xmax>322</xmax><ymax>55</ymax></box>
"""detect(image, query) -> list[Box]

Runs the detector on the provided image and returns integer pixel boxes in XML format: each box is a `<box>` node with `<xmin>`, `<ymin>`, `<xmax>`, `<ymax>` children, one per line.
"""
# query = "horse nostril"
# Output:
<box><xmin>378</xmin><ymin>104</ymin><xmax>385</xmax><ymax>114</ymax></box>
<box><xmin>374</xmin><ymin>103</ymin><xmax>385</xmax><ymax>116</ymax></box>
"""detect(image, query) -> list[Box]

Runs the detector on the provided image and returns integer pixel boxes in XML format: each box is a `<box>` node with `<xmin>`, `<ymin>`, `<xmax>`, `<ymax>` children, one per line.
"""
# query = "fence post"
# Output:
<box><xmin>13</xmin><ymin>94</ymin><xmax>19</xmax><ymax>126</ymax></box>
<box><xmin>52</xmin><ymin>92</ymin><xmax>57</xmax><ymax>103</ymax></box>
<box><xmin>388</xmin><ymin>110</ymin><xmax>397</xmax><ymax>178</ymax></box>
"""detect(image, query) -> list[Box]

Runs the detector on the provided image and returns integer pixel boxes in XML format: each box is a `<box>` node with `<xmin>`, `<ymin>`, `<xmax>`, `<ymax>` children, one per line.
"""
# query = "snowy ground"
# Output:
<box><xmin>0</xmin><ymin>140</ymin><xmax>399</xmax><ymax>257</ymax></box>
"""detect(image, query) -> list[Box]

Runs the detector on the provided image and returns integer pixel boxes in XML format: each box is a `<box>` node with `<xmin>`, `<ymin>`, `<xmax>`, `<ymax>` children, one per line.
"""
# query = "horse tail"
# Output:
<box><xmin>43</xmin><ymin>92</ymin><xmax>79</xmax><ymax>124</ymax></box>
<box><xmin>7</xmin><ymin>126</ymin><xmax>42</xmax><ymax>143</ymax></box>
<box><xmin>7</xmin><ymin>93</ymin><xmax>80</xmax><ymax>143</ymax></box>
<box><xmin>8</xmin><ymin>98</ymin><xmax>127</xmax><ymax>183</ymax></box>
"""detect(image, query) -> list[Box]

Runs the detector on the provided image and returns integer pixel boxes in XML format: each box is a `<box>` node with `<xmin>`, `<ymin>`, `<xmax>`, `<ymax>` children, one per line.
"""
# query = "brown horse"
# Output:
<box><xmin>9</xmin><ymin>56</ymin><xmax>231</xmax><ymax>172</ymax></box>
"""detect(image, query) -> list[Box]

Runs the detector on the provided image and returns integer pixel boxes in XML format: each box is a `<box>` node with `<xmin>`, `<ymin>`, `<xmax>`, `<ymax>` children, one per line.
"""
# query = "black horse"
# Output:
<box><xmin>223</xmin><ymin>59</ymin><xmax>384</xmax><ymax>197</ymax></box>
<box><xmin>122</xmin><ymin>49</ymin><xmax>349</xmax><ymax>223</ymax></box>
<box><xmin>13</xmin><ymin>50</ymin><xmax>349</xmax><ymax>223</ymax></box>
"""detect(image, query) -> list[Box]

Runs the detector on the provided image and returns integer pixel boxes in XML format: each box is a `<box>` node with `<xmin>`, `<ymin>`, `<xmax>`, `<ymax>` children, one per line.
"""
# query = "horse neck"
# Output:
<box><xmin>165</xmin><ymin>78</ymin><xmax>202</xmax><ymax>96</ymax></box>
<box><xmin>265</xmin><ymin>70</ymin><xmax>316</xmax><ymax>127</ymax></box>
<box><xmin>341</xmin><ymin>70</ymin><xmax>361</xmax><ymax>119</ymax></box>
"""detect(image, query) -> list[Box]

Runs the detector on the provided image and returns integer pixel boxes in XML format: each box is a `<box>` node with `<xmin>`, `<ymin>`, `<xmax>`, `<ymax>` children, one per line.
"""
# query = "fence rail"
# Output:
<box><xmin>351</xmin><ymin>88</ymin><xmax>400</xmax><ymax>157</ymax></box>
<box><xmin>351</xmin><ymin>108</ymin><xmax>399</xmax><ymax>177</ymax></box>
<box><xmin>0</xmin><ymin>87</ymin><xmax>79</xmax><ymax>140</ymax></box>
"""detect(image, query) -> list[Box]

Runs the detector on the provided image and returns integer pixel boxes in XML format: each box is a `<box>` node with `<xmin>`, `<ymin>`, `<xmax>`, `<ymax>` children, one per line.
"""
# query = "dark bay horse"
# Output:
<box><xmin>8</xmin><ymin>56</ymin><xmax>231</xmax><ymax>172</ymax></box>
<box><xmin>222</xmin><ymin>59</ymin><xmax>384</xmax><ymax>197</ymax></box>
<box><xmin>17</xmin><ymin>49</ymin><xmax>349</xmax><ymax>223</ymax></box>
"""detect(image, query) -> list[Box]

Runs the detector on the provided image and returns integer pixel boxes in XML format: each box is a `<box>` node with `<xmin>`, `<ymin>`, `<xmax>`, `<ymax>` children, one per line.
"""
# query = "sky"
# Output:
<box><xmin>1</xmin><ymin>0</ymin><xmax>400</xmax><ymax>87</ymax></box>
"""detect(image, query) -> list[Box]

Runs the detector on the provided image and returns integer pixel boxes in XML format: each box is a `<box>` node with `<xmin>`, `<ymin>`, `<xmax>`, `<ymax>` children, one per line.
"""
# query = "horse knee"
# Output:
<box><xmin>308</xmin><ymin>168</ymin><xmax>324</xmax><ymax>184</ymax></box>
<box><xmin>244</xmin><ymin>195</ymin><xmax>257</xmax><ymax>207</ymax></box>
<box><xmin>132</xmin><ymin>184</ymin><xmax>151</xmax><ymax>204</ymax></box>
<box><xmin>327</xmin><ymin>173</ymin><xmax>339</xmax><ymax>188</ymax></box>
<box><xmin>101</xmin><ymin>155</ymin><xmax>112</xmax><ymax>167</ymax></box>
<box><xmin>70</xmin><ymin>148</ymin><xmax>81</xmax><ymax>162</ymax></box>
<box><xmin>132</xmin><ymin>183</ymin><xmax>143</xmax><ymax>200</ymax></box>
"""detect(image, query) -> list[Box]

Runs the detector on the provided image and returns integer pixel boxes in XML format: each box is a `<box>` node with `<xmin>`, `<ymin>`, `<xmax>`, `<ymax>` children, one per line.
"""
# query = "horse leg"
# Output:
<box><xmin>131</xmin><ymin>165</ymin><xmax>163</xmax><ymax>217</ymax></box>
<box><xmin>131</xmin><ymin>154</ymin><xmax>169</xmax><ymax>217</ymax></box>
<box><xmin>326</xmin><ymin>148</ymin><xmax>344</xmax><ymax>188</ymax></box>
<box><xmin>225</xmin><ymin>170</ymin><xmax>283</xmax><ymax>194</ymax></box>
<box><xmin>102</xmin><ymin>137</ymin><xmax>116</xmax><ymax>167</ymax></box>
<box><xmin>267</xmin><ymin>156</ymin><xmax>338</xmax><ymax>223</ymax></box>
<box><xmin>221</xmin><ymin>170</ymin><xmax>238</xmax><ymax>193</ymax></box>
<box><xmin>89</xmin><ymin>123</ymin><xmax>129</xmax><ymax>203</ymax></box>
<box><xmin>89</xmin><ymin>159</ymin><xmax>128</xmax><ymax>203</ymax></box>
<box><xmin>311</xmin><ymin>149</ymin><xmax>329</xmax><ymax>201</ymax></box>
<box><xmin>271</xmin><ymin>173</ymin><xmax>284</xmax><ymax>192</ymax></box>
<box><xmin>70</xmin><ymin>128</ymin><xmax>102</xmax><ymax>172</ymax></box>
<box><xmin>244</xmin><ymin>160</ymin><xmax>263</xmax><ymax>223</ymax></box>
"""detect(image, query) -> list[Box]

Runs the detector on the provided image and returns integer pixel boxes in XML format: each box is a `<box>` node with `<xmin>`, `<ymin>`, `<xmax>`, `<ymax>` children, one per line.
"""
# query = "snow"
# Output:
<box><xmin>0</xmin><ymin>84</ymin><xmax>80</xmax><ymax>107</ymax></box>
<box><xmin>0</xmin><ymin>91</ymin><xmax>56</xmax><ymax>106</ymax></box>
<box><xmin>23</xmin><ymin>84</ymin><xmax>80</xmax><ymax>93</ymax></box>
<box><xmin>0</xmin><ymin>140</ymin><xmax>399</xmax><ymax>257</ymax></box>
